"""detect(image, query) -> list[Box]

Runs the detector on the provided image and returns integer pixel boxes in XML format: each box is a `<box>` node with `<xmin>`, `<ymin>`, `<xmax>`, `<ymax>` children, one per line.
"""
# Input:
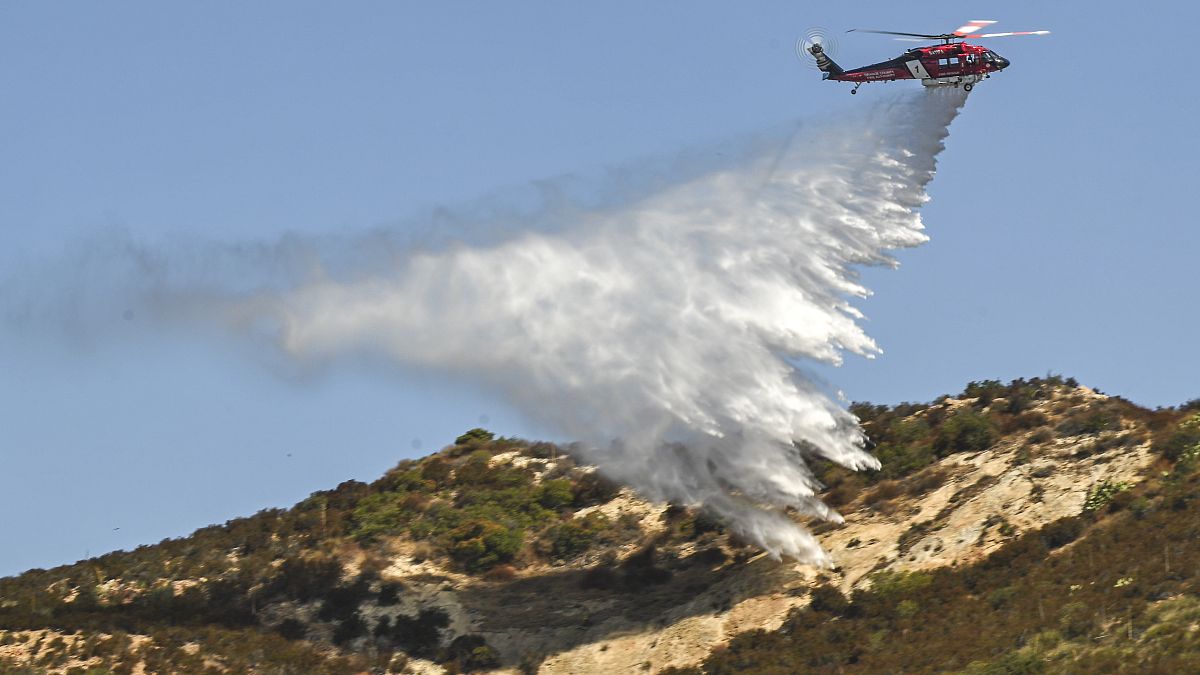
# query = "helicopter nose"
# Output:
<box><xmin>996</xmin><ymin>55</ymin><xmax>1011</xmax><ymax>70</ymax></box>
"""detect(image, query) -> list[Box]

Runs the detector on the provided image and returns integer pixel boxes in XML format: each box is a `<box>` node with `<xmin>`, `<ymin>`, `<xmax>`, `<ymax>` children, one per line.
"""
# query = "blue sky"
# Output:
<box><xmin>2</xmin><ymin>2</ymin><xmax>1196</xmax><ymax>575</ymax></box>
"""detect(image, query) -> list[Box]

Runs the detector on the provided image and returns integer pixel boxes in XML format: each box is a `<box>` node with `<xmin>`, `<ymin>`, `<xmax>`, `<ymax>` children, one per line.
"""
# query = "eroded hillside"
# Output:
<box><xmin>2</xmin><ymin>377</ymin><xmax>1198</xmax><ymax>674</ymax></box>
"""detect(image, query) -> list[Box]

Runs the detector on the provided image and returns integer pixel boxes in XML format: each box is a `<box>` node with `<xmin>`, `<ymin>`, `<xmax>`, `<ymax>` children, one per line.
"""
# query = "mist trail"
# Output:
<box><xmin>5</xmin><ymin>88</ymin><xmax>968</xmax><ymax>564</ymax></box>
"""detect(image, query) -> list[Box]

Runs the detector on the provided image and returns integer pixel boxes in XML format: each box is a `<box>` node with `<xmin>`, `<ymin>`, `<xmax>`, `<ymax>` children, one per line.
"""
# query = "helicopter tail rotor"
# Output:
<box><xmin>797</xmin><ymin>27</ymin><xmax>841</xmax><ymax>72</ymax></box>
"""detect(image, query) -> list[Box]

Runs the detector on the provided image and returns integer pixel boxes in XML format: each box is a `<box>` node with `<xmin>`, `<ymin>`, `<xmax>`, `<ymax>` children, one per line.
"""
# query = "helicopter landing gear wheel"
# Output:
<box><xmin>851</xmin><ymin>83</ymin><xmax>862</xmax><ymax>95</ymax></box>
<box><xmin>850</xmin><ymin>89</ymin><xmax>857</xmax><ymax>95</ymax></box>
<box><xmin>963</xmin><ymin>83</ymin><xmax>974</xmax><ymax>92</ymax></box>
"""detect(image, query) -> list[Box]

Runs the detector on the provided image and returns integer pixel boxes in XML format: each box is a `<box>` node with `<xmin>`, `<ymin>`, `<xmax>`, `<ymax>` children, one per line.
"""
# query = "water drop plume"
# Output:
<box><xmin>7</xmin><ymin>88</ymin><xmax>968</xmax><ymax>564</ymax></box>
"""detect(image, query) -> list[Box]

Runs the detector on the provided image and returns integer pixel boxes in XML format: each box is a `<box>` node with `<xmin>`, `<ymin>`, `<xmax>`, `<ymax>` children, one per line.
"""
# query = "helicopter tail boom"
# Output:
<box><xmin>808</xmin><ymin>43</ymin><xmax>844</xmax><ymax>79</ymax></box>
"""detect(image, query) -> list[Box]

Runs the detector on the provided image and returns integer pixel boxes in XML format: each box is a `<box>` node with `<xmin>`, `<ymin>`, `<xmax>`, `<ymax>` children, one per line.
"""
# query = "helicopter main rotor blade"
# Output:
<box><xmin>963</xmin><ymin>30</ymin><xmax>1051</xmax><ymax>38</ymax></box>
<box><xmin>953</xmin><ymin>20</ymin><xmax>996</xmax><ymax>36</ymax></box>
<box><xmin>848</xmin><ymin>29</ymin><xmax>947</xmax><ymax>39</ymax></box>
<box><xmin>849</xmin><ymin>22</ymin><xmax>1050</xmax><ymax>42</ymax></box>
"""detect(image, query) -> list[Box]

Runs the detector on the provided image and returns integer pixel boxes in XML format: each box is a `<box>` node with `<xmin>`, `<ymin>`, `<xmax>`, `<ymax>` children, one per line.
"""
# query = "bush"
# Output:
<box><xmin>420</xmin><ymin>458</ymin><xmax>453</xmax><ymax>485</ymax></box>
<box><xmin>537</xmin><ymin>479</ymin><xmax>575</xmax><ymax>509</ymax></box>
<box><xmin>571</xmin><ymin>471</ymin><xmax>621</xmax><ymax>505</ymax></box>
<box><xmin>1157</xmin><ymin>414</ymin><xmax>1200</xmax><ymax>463</ymax></box>
<box><xmin>447</xmin><ymin>520</ymin><xmax>523</xmax><ymax>572</ymax></box>
<box><xmin>934</xmin><ymin>410</ymin><xmax>997</xmax><ymax>456</ymax></box>
<box><xmin>1056</xmin><ymin>410</ymin><xmax>1120</xmax><ymax>437</ymax></box>
<box><xmin>442</xmin><ymin>634</ymin><xmax>501</xmax><ymax>671</ymax></box>
<box><xmin>266</xmin><ymin>555</ymin><xmax>342</xmax><ymax>603</ymax></box>
<box><xmin>873</xmin><ymin>439</ymin><xmax>936</xmax><ymax>480</ymax></box>
<box><xmin>546</xmin><ymin>512</ymin><xmax>610</xmax><ymax>560</ymax></box>
<box><xmin>987</xmin><ymin>586</ymin><xmax>1019</xmax><ymax>609</ymax></box>
<box><xmin>867</xmin><ymin>570</ymin><xmax>934</xmax><ymax>599</ymax></box>
<box><xmin>453</xmin><ymin>450</ymin><xmax>495</xmax><ymax>485</ymax></box>
<box><xmin>1058</xmin><ymin>601</ymin><xmax>1093</xmax><ymax>638</ymax></box>
<box><xmin>1082</xmin><ymin>480</ymin><xmax>1132</xmax><ymax>513</ymax></box>
<box><xmin>351</xmin><ymin>492</ymin><xmax>414</xmax><ymax>542</ymax></box>
<box><xmin>455</xmin><ymin>428</ymin><xmax>495</xmax><ymax>446</ymax></box>
<box><xmin>964</xmin><ymin>380</ymin><xmax>1006</xmax><ymax>406</ymax></box>
<box><xmin>809</xmin><ymin>585</ymin><xmax>850</xmax><ymax>615</ymax></box>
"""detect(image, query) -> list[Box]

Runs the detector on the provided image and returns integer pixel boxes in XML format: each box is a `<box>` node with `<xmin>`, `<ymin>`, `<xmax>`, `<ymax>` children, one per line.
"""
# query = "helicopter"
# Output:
<box><xmin>805</xmin><ymin>20</ymin><xmax>1049</xmax><ymax>94</ymax></box>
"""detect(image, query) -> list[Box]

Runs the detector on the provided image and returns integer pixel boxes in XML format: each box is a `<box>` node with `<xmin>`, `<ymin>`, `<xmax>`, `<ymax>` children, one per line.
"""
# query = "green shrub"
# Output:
<box><xmin>420</xmin><ymin>458</ymin><xmax>453</xmax><ymax>486</ymax></box>
<box><xmin>537</xmin><ymin>479</ymin><xmax>575</xmax><ymax>509</ymax></box>
<box><xmin>867</xmin><ymin>570</ymin><xmax>934</xmax><ymax>599</ymax></box>
<box><xmin>934</xmin><ymin>410</ymin><xmax>997</xmax><ymax>456</ymax></box>
<box><xmin>447</xmin><ymin>520</ymin><xmax>523</xmax><ymax>572</ymax></box>
<box><xmin>987</xmin><ymin>586</ymin><xmax>1019</xmax><ymax>609</ymax></box>
<box><xmin>964</xmin><ymin>379</ymin><xmax>1006</xmax><ymax>406</ymax></box>
<box><xmin>1082</xmin><ymin>480</ymin><xmax>1132</xmax><ymax>513</ymax></box>
<box><xmin>1058</xmin><ymin>601</ymin><xmax>1093</xmax><ymax>638</ymax></box>
<box><xmin>1158</xmin><ymin>413</ymin><xmax>1200</xmax><ymax>463</ymax></box>
<box><xmin>809</xmin><ymin>585</ymin><xmax>850</xmax><ymax>615</ymax></box>
<box><xmin>873</xmin><ymin>442</ymin><xmax>936</xmax><ymax>480</ymax></box>
<box><xmin>1057</xmin><ymin>410</ymin><xmax>1120</xmax><ymax>437</ymax></box>
<box><xmin>351</xmin><ymin>492</ymin><xmax>413</xmax><ymax>541</ymax></box>
<box><xmin>547</xmin><ymin>512</ymin><xmax>610</xmax><ymax>560</ymax></box>
<box><xmin>455</xmin><ymin>428</ymin><xmax>495</xmax><ymax>446</ymax></box>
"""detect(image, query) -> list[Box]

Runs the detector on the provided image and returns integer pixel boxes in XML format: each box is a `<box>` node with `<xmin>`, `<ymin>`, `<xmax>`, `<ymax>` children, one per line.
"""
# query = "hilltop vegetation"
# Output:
<box><xmin>0</xmin><ymin>428</ymin><xmax>682</xmax><ymax>672</ymax></box>
<box><xmin>1</xmin><ymin>376</ymin><xmax>1198</xmax><ymax>674</ymax></box>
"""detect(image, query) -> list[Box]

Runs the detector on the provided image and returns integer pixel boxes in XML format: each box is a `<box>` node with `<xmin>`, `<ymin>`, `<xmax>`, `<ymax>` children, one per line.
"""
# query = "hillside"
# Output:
<box><xmin>3</xmin><ymin>376</ymin><xmax>1199</xmax><ymax>674</ymax></box>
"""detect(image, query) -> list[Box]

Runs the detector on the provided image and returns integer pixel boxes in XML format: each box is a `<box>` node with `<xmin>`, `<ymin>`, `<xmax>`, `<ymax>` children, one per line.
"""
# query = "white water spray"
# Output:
<box><xmin>5</xmin><ymin>89</ymin><xmax>967</xmax><ymax>564</ymax></box>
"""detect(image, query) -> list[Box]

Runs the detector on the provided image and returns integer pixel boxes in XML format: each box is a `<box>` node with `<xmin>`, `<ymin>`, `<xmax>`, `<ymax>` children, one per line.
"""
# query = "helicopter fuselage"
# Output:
<box><xmin>811</xmin><ymin>41</ymin><xmax>1010</xmax><ymax>92</ymax></box>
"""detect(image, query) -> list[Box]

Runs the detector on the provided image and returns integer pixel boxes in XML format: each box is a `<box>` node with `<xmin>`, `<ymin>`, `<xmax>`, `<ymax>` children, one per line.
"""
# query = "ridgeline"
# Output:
<box><xmin>3</xmin><ymin>376</ymin><xmax>1199</xmax><ymax>674</ymax></box>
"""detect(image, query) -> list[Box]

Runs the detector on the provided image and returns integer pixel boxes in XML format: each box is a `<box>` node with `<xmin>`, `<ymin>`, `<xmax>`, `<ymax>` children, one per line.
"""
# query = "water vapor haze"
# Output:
<box><xmin>4</xmin><ymin>89</ymin><xmax>967</xmax><ymax>564</ymax></box>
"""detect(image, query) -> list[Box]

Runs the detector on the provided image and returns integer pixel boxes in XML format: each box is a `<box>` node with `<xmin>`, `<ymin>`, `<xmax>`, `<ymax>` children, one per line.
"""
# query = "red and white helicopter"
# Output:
<box><xmin>806</xmin><ymin>20</ymin><xmax>1049</xmax><ymax>94</ymax></box>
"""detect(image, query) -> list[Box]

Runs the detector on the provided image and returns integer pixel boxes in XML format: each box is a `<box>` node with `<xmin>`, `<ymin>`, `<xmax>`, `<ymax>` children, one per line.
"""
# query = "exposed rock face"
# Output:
<box><xmin>533</xmin><ymin>389</ymin><xmax>1159</xmax><ymax>674</ymax></box>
